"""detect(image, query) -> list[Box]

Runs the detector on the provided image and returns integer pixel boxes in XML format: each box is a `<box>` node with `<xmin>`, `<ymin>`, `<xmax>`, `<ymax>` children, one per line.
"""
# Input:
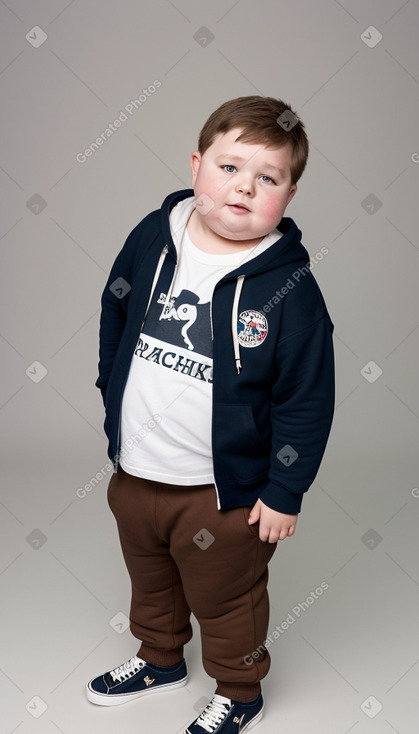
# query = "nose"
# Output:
<box><xmin>235</xmin><ymin>171</ymin><xmax>254</xmax><ymax>196</ymax></box>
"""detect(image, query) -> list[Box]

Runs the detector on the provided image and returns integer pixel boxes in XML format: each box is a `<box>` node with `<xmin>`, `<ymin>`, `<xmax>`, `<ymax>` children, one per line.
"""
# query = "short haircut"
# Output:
<box><xmin>197</xmin><ymin>96</ymin><xmax>309</xmax><ymax>185</ymax></box>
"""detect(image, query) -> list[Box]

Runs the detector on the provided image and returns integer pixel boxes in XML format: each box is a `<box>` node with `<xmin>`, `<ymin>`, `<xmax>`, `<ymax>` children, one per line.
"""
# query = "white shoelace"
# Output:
<box><xmin>195</xmin><ymin>695</ymin><xmax>232</xmax><ymax>733</ymax></box>
<box><xmin>109</xmin><ymin>655</ymin><xmax>145</xmax><ymax>682</ymax></box>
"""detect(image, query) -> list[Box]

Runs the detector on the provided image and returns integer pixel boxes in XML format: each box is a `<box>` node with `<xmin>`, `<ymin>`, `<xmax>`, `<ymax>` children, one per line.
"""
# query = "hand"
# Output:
<box><xmin>248</xmin><ymin>499</ymin><xmax>298</xmax><ymax>543</ymax></box>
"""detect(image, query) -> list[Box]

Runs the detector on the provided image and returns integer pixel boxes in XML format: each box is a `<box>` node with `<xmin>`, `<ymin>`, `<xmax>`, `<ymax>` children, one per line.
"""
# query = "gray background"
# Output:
<box><xmin>1</xmin><ymin>1</ymin><xmax>418</xmax><ymax>732</ymax></box>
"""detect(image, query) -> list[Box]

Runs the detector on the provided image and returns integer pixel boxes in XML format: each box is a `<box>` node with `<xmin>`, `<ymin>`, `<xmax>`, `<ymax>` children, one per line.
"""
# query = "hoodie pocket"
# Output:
<box><xmin>213</xmin><ymin>403</ymin><xmax>270</xmax><ymax>482</ymax></box>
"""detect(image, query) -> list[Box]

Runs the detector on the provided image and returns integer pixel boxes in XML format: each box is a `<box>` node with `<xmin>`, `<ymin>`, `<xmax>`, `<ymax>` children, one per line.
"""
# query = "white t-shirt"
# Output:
<box><xmin>119</xmin><ymin>196</ymin><xmax>282</xmax><ymax>484</ymax></box>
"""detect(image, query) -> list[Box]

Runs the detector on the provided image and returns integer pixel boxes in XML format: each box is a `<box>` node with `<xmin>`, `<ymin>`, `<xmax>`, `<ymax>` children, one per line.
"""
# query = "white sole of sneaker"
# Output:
<box><xmin>242</xmin><ymin>704</ymin><xmax>264</xmax><ymax>731</ymax></box>
<box><xmin>86</xmin><ymin>675</ymin><xmax>188</xmax><ymax>706</ymax></box>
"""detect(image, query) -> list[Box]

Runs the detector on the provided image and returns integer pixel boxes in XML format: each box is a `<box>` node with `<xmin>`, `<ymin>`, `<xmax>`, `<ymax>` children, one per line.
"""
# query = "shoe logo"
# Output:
<box><xmin>143</xmin><ymin>676</ymin><xmax>155</xmax><ymax>686</ymax></box>
<box><xmin>233</xmin><ymin>714</ymin><xmax>245</xmax><ymax>728</ymax></box>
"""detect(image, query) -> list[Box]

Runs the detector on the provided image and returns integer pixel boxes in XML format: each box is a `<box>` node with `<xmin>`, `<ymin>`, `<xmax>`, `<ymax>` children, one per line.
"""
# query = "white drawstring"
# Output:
<box><xmin>145</xmin><ymin>244</ymin><xmax>168</xmax><ymax>319</ymax></box>
<box><xmin>231</xmin><ymin>275</ymin><xmax>245</xmax><ymax>374</ymax></box>
<box><xmin>163</xmin><ymin>219</ymin><xmax>186</xmax><ymax>314</ymax></box>
<box><xmin>163</xmin><ymin>260</ymin><xmax>177</xmax><ymax>312</ymax></box>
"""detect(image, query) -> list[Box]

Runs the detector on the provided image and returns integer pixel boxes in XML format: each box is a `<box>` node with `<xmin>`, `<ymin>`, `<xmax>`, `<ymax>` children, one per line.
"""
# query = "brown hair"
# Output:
<box><xmin>197</xmin><ymin>96</ymin><xmax>309</xmax><ymax>185</ymax></box>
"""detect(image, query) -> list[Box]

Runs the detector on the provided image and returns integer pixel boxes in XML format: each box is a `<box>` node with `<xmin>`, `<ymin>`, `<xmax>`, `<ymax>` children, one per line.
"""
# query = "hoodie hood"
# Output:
<box><xmin>159</xmin><ymin>188</ymin><xmax>311</xmax><ymax>278</ymax></box>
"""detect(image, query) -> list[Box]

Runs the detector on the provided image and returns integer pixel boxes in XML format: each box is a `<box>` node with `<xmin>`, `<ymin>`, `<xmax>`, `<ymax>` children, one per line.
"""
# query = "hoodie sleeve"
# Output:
<box><xmin>259</xmin><ymin>295</ymin><xmax>335</xmax><ymax>515</ymax></box>
<box><xmin>94</xmin><ymin>225</ymin><xmax>142</xmax><ymax>405</ymax></box>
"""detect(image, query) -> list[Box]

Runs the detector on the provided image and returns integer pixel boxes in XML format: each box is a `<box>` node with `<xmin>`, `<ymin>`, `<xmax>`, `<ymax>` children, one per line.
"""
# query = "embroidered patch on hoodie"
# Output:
<box><xmin>237</xmin><ymin>310</ymin><xmax>268</xmax><ymax>348</ymax></box>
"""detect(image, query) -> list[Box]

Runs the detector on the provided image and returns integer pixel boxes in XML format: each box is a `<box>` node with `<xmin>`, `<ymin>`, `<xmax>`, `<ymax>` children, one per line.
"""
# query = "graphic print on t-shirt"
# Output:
<box><xmin>141</xmin><ymin>288</ymin><xmax>212</xmax><ymax>358</ymax></box>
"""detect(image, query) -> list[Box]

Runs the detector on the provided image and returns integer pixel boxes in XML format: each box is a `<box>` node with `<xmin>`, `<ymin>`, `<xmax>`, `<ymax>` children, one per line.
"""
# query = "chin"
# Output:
<box><xmin>218</xmin><ymin>229</ymin><xmax>251</xmax><ymax>241</ymax></box>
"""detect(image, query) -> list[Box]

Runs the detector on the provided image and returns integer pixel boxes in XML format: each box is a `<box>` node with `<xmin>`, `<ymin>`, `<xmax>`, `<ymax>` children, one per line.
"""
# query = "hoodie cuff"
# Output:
<box><xmin>259</xmin><ymin>480</ymin><xmax>304</xmax><ymax>515</ymax></box>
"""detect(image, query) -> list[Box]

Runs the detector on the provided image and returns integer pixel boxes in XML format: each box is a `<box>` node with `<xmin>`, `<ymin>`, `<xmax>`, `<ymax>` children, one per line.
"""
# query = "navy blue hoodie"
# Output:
<box><xmin>95</xmin><ymin>189</ymin><xmax>335</xmax><ymax>515</ymax></box>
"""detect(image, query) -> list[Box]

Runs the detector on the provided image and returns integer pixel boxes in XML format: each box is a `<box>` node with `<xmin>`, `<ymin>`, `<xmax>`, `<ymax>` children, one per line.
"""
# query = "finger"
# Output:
<box><xmin>259</xmin><ymin>526</ymin><xmax>269</xmax><ymax>542</ymax></box>
<box><xmin>248</xmin><ymin>507</ymin><xmax>260</xmax><ymax>524</ymax></box>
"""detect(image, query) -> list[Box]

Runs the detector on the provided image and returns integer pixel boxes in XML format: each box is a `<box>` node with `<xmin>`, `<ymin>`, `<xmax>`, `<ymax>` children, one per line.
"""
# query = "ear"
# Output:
<box><xmin>286</xmin><ymin>184</ymin><xmax>298</xmax><ymax>206</ymax></box>
<box><xmin>190</xmin><ymin>151</ymin><xmax>201</xmax><ymax>187</ymax></box>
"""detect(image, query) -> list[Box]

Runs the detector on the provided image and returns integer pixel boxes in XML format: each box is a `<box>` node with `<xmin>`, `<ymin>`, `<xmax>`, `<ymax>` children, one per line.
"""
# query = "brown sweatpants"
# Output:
<box><xmin>107</xmin><ymin>464</ymin><xmax>277</xmax><ymax>703</ymax></box>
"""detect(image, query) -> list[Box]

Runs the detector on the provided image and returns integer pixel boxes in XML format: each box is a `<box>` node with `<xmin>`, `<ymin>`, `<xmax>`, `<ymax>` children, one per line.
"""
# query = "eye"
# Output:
<box><xmin>260</xmin><ymin>175</ymin><xmax>275</xmax><ymax>184</ymax></box>
<box><xmin>222</xmin><ymin>165</ymin><xmax>236</xmax><ymax>173</ymax></box>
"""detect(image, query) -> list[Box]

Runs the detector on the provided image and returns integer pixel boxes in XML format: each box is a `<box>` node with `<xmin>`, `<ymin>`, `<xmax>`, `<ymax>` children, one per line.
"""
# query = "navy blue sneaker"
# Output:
<box><xmin>184</xmin><ymin>693</ymin><xmax>264</xmax><ymax>733</ymax></box>
<box><xmin>86</xmin><ymin>654</ymin><xmax>188</xmax><ymax>706</ymax></box>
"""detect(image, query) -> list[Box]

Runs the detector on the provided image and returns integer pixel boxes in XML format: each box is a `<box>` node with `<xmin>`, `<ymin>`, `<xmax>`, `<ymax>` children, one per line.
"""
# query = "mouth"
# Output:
<box><xmin>228</xmin><ymin>203</ymin><xmax>250</xmax><ymax>213</ymax></box>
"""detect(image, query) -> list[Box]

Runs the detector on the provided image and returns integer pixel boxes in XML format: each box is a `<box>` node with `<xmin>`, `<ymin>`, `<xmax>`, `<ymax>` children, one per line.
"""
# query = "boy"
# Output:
<box><xmin>87</xmin><ymin>96</ymin><xmax>335</xmax><ymax>732</ymax></box>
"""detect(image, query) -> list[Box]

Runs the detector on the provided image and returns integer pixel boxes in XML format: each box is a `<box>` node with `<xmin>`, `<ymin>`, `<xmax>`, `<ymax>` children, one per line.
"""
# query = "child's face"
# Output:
<box><xmin>190</xmin><ymin>127</ymin><xmax>298</xmax><ymax>244</ymax></box>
